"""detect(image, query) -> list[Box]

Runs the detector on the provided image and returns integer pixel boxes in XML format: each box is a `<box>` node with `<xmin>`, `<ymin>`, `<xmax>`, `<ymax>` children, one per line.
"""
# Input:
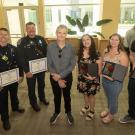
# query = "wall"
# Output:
<box><xmin>0</xmin><ymin>0</ymin><xmax>6</xmax><ymax>27</ymax></box>
<box><xmin>46</xmin><ymin>37</ymin><xmax>100</xmax><ymax>55</ymax></box>
<box><xmin>100</xmin><ymin>0</ymin><xmax>121</xmax><ymax>39</ymax></box>
<box><xmin>99</xmin><ymin>39</ymin><xmax>108</xmax><ymax>56</ymax></box>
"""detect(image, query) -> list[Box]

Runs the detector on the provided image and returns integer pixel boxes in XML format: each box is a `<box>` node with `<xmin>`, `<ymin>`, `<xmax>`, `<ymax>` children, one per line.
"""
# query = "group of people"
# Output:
<box><xmin>0</xmin><ymin>22</ymin><xmax>135</xmax><ymax>131</ymax></box>
<box><xmin>77</xmin><ymin>33</ymin><xmax>129</xmax><ymax>124</ymax></box>
<box><xmin>0</xmin><ymin>22</ymin><xmax>49</xmax><ymax>130</ymax></box>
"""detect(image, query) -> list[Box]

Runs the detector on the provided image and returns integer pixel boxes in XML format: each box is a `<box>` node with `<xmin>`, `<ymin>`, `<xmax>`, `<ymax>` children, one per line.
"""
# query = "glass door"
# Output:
<box><xmin>24</xmin><ymin>8</ymin><xmax>38</xmax><ymax>31</ymax></box>
<box><xmin>5</xmin><ymin>8</ymin><xmax>22</xmax><ymax>45</ymax></box>
<box><xmin>4</xmin><ymin>6</ymin><xmax>38</xmax><ymax>45</ymax></box>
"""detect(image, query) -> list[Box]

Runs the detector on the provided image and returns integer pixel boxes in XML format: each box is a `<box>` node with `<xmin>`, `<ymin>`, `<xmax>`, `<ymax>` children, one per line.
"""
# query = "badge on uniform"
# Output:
<box><xmin>38</xmin><ymin>40</ymin><xmax>42</xmax><ymax>46</ymax></box>
<box><xmin>1</xmin><ymin>55</ymin><xmax>8</xmax><ymax>61</ymax></box>
<box><xmin>30</xmin><ymin>41</ymin><xmax>34</xmax><ymax>45</ymax></box>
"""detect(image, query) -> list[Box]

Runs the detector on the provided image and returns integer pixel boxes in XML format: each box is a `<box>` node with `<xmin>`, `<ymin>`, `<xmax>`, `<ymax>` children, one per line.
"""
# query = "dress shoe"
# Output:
<box><xmin>32</xmin><ymin>104</ymin><xmax>40</xmax><ymax>112</ymax></box>
<box><xmin>13</xmin><ymin>107</ymin><xmax>25</xmax><ymax>113</ymax></box>
<box><xmin>3</xmin><ymin>120</ymin><xmax>11</xmax><ymax>130</ymax></box>
<box><xmin>41</xmin><ymin>99</ymin><xmax>49</xmax><ymax>106</ymax></box>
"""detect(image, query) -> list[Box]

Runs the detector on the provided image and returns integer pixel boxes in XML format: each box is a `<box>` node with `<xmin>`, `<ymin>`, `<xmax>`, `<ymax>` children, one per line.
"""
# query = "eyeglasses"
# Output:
<box><xmin>58</xmin><ymin>49</ymin><xmax>62</xmax><ymax>58</ymax></box>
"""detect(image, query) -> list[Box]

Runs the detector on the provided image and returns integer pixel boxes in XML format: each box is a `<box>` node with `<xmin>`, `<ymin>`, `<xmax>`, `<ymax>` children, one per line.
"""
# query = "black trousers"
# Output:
<box><xmin>26</xmin><ymin>71</ymin><xmax>46</xmax><ymax>106</ymax></box>
<box><xmin>0</xmin><ymin>82</ymin><xmax>19</xmax><ymax>122</ymax></box>
<box><xmin>50</xmin><ymin>73</ymin><xmax>73</xmax><ymax>114</ymax></box>
<box><xmin>128</xmin><ymin>78</ymin><xmax>135</xmax><ymax>118</ymax></box>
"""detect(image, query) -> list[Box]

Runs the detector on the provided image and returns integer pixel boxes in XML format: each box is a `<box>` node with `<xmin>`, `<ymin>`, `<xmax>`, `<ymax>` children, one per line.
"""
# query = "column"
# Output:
<box><xmin>38</xmin><ymin>0</ymin><xmax>45</xmax><ymax>36</ymax></box>
<box><xmin>0</xmin><ymin>0</ymin><xmax>6</xmax><ymax>27</ymax></box>
<box><xmin>100</xmin><ymin>0</ymin><xmax>121</xmax><ymax>39</ymax></box>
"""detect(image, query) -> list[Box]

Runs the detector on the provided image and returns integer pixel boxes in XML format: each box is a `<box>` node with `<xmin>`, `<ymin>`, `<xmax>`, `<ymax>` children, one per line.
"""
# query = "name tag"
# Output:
<box><xmin>29</xmin><ymin>57</ymin><xmax>47</xmax><ymax>74</ymax></box>
<box><xmin>0</xmin><ymin>68</ymin><xmax>19</xmax><ymax>87</ymax></box>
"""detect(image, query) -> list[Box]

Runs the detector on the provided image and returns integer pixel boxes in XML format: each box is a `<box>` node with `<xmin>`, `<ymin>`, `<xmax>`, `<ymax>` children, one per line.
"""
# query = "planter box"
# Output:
<box><xmin>45</xmin><ymin>37</ymin><xmax>98</xmax><ymax>55</ymax></box>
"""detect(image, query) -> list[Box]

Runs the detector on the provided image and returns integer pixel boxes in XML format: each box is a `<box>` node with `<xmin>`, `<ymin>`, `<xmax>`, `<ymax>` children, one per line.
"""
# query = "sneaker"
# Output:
<box><xmin>67</xmin><ymin>112</ymin><xmax>74</xmax><ymax>125</ymax></box>
<box><xmin>119</xmin><ymin>114</ymin><xmax>135</xmax><ymax>124</ymax></box>
<box><xmin>50</xmin><ymin>113</ymin><xmax>60</xmax><ymax>125</ymax></box>
<box><xmin>80</xmin><ymin>106</ymin><xmax>90</xmax><ymax>116</ymax></box>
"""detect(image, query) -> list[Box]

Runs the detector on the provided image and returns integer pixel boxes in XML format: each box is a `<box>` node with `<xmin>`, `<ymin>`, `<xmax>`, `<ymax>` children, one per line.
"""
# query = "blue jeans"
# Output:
<box><xmin>102</xmin><ymin>77</ymin><xmax>123</xmax><ymax>115</ymax></box>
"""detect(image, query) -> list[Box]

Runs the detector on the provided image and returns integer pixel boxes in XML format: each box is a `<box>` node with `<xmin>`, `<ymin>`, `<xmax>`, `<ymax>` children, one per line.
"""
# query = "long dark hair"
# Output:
<box><xmin>78</xmin><ymin>34</ymin><xmax>98</xmax><ymax>62</ymax></box>
<box><xmin>106</xmin><ymin>33</ymin><xmax>124</xmax><ymax>53</ymax></box>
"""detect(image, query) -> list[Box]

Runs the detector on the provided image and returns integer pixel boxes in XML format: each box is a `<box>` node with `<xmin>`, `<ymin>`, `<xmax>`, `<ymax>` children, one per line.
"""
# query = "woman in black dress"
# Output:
<box><xmin>77</xmin><ymin>34</ymin><xmax>102</xmax><ymax>120</ymax></box>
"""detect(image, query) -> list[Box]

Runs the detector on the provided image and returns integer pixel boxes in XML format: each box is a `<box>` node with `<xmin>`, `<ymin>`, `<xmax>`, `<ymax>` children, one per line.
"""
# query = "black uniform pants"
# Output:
<box><xmin>128</xmin><ymin>78</ymin><xmax>135</xmax><ymax>118</ymax></box>
<box><xmin>26</xmin><ymin>71</ymin><xmax>45</xmax><ymax>106</ymax></box>
<box><xmin>0</xmin><ymin>82</ymin><xmax>19</xmax><ymax>122</ymax></box>
<box><xmin>50</xmin><ymin>73</ymin><xmax>73</xmax><ymax>114</ymax></box>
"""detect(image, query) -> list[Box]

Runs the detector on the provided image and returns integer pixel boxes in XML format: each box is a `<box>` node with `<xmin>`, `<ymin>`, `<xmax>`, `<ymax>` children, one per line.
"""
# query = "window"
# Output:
<box><xmin>44</xmin><ymin>0</ymin><xmax>101</xmax><ymax>37</ymax></box>
<box><xmin>44</xmin><ymin>0</ymin><xmax>101</xmax><ymax>5</ymax></box>
<box><xmin>118</xmin><ymin>0</ymin><xmax>135</xmax><ymax>36</ymax></box>
<box><xmin>2</xmin><ymin>0</ymin><xmax>38</xmax><ymax>6</ymax></box>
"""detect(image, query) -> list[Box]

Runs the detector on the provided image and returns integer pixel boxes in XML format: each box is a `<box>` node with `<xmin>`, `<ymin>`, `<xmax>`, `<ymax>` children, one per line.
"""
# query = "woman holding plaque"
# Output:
<box><xmin>77</xmin><ymin>34</ymin><xmax>102</xmax><ymax>120</ymax></box>
<box><xmin>101</xmin><ymin>33</ymin><xmax>129</xmax><ymax>124</ymax></box>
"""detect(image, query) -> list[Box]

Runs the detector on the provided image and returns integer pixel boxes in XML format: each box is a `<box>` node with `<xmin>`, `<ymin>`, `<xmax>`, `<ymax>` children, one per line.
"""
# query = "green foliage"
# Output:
<box><xmin>96</xmin><ymin>19</ymin><xmax>112</xmax><ymax>26</ymax></box>
<box><xmin>93</xmin><ymin>31</ymin><xmax>105</xmax><ymax>39</ymax></box>
<box><xmin>66</xmin><ymin>16</ymin><xmax>76</xmax><ymax>26</ymax></box>
<box><xmin>82</xmin><ymin>14</ymin><xmax>89</xmax><ymax>26</ymax></box>
<box><xmin>94</xmin><ymin>19</ymin><xmax>112</xmax><ymax>38</ymax></box>
<box><xmin>67</xmin><ymin>28</ymin><xmax>77</xmax><ymax>35</ymax></box>
<box><xmin>66</xmin><ymin>14</ymin><xmax>89</xmax><ymax>34</ymax></box>
<box><xmin>76</xmin><ymin>19</ymin><xmax>85</xmax><ymax>32</ymax></box>
<box><xmin>66</xmin><ymin>14</ymin><xmax>112</xmax><ymax>39</ymax></box>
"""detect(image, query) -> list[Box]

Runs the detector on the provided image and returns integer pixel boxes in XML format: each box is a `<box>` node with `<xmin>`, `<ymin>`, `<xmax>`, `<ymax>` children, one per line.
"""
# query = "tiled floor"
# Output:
<box><xmin>0</xmin><ymin>69</ymin><xmax>135</xmax><ymax>135</ymax></box>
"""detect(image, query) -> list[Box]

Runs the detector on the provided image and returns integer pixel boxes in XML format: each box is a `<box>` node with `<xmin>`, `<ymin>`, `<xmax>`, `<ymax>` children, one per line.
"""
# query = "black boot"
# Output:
<box><xmin>3</xmin><ymin>120</ymin><xmax>11</xmax><ymax>130</ymax></box>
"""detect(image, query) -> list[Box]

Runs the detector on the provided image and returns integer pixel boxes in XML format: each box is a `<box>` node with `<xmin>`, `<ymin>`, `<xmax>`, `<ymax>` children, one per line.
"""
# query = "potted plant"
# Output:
<box><xmin>66</xmin><ymin>14</ymin><xmax>112</xmax><ymax>39</ymax></box>
<box><xmin>66</xmin><ymin>14</ymin><xmax>89</xmax><ymax>35</ymax></box>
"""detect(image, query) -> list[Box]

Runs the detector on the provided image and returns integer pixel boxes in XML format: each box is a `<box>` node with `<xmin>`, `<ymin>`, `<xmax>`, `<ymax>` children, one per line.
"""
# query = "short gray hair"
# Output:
<box><xmin>56</xmin><ymin>24</ymin><xmax>68</xmax><ymax>33</ymax></box>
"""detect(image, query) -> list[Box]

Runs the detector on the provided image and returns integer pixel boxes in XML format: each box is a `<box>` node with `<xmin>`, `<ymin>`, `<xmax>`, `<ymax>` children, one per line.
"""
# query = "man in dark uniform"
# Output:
<box><xmin>17</xmin><ymin>22</ymin><xmax>49</xmax><ymax>112</ymax></box>
<box><xmin>0</xmin><ymin>28</ymin><xmax>25</xmax><ymax>130</ymax></box>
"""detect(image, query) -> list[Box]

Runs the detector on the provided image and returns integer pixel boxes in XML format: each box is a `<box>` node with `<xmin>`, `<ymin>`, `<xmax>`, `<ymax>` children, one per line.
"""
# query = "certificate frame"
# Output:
<box><xmin>0</xmin><ymin>68</ymin><xmax>19</xmax><ymax>87</ymax></box>
<box><xmin>102</xmin><ymin>61</ymin><xmax>127</xmax><ymax>82</ymax></box>
<box><xmin>29</xmin><ymin>57</ymin><xmax>47</xmax><ymax>74</ymax></box>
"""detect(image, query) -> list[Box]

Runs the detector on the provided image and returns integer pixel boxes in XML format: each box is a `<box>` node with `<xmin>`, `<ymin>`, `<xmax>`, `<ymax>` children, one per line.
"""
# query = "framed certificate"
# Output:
<box><xmin>102</xmin><ymin>61</ymin><xmax>127</xmax><ymax>82</ymax></box>
<box><xmin>78</xmin><ymin>62</ymin><xmax>98</xmax><ymax>77</ymax></box>
<box><xmin>0</xmin><ymin>68</ymin><xmax>19</xmax><ymax>87</ymax></box>
<box><xmin>29</xmin><ymin>57</ymin><xmax>47</xmax><ymax>74</ymax></box>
